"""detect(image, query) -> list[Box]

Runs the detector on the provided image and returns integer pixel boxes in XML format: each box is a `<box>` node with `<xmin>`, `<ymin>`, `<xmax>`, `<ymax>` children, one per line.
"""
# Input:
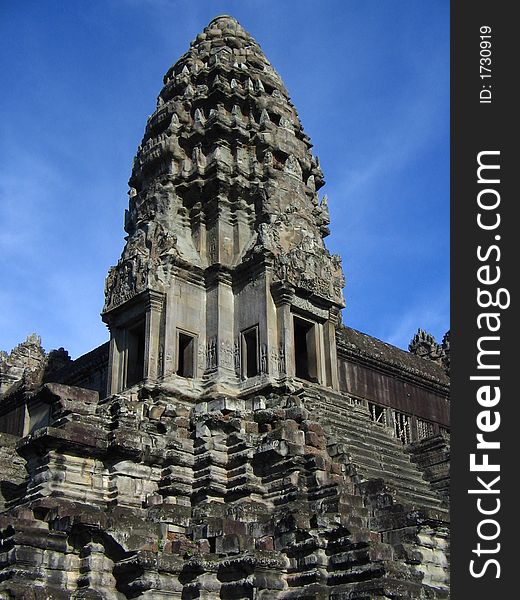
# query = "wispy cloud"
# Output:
<box><xmin>0</xmin><ymin>153</ymin><xmax>65</xmax><ymax>259</ymax></box>
<box><xmin>330</xmin><ymin>55</ymin><xmax>448</xmax><ymax>205</ymax></box>
<box><xmin>383</xmin><ymin>283</ymin><xmax>450</xmax><ymax>350</ymax></box>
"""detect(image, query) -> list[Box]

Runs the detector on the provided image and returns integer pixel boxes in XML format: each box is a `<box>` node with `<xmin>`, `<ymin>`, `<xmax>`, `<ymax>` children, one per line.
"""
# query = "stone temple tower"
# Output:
<box><xmin>102</xmin><ymin>14</ymin><xmax>344</xmax><ymax>398</ymax></box>
<box><xmin>0</xmin><ymin>16</ymin><xmax>450</xmax><ymax>599</ymax></box>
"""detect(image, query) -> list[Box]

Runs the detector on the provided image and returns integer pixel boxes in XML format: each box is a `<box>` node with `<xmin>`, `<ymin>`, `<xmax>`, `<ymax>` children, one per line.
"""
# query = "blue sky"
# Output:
<box><xmin>0</xmin><ymin>0</ymin><xmax>449</xmax><ymax>359</ymax></box>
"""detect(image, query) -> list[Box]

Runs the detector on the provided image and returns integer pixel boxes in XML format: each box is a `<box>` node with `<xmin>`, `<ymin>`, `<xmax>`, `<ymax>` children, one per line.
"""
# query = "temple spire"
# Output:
<box><xmin>103</xmin><ymin>15</ymin><xmax>345</xmax><ymax>395</ymax></box>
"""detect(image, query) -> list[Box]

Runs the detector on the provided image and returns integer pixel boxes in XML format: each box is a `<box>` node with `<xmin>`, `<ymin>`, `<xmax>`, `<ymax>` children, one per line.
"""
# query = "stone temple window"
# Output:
<box><xmin>125</xmin><ymin>320</ymin><xmax>146</xmax><ymax>387</ymax></box>
<box><xmin>103</xmin><ymin>287</ymin><xmax>164</xmax><ymax>395</ymax></box>
<box><xmin>28</xmin><ymin>399</ymin><xmax>52</xmax><ymax>433</ymax></box>
<box><xmin>293</xmin><ymin>316</ymin><xmax>318</xmax><ymax>382</ymax></box>
<box><xmin>241</xmin><ymin>326</ymin><xmax>259</xmax><ymax>378</ymax></box>
<box><xmin>368</xmin><ymin>402</ymin><xmax>386</xmax><ymax>425</ymax></box>
<box><xmin>177</xmin><ymin>331</ymin><xmax>196</xmax><ymax>378</ymax></box>
<box><xmin>394</xmin><ymin>410</ymin><xmax>412</xmax><ymax>444</ymax></box>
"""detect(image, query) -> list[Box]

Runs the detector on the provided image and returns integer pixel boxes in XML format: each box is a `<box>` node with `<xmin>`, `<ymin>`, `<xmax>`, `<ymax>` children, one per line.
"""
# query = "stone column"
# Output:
<box><xmin>323</xmin><ymin>307</ymin><xmax>341</xmax><ymax>390</ymax></box>
<box><xmin>107</xmin><ymin>328</ymin><xmax>124</xmax><ymax>395</ymax></box>
<box><xmin>204</xmin><ymin>267</ymin><xmax>235</xmax><ymax>385</ymax></box>
<box><xmin>144</xmin><ymin>290</ymin><xmax>165</xmax><ymax>383</ymax></box>
<box><xmin>271</xmin><ymin>281</ymin><xmax>295</xmax><ymax>380</ymax></box>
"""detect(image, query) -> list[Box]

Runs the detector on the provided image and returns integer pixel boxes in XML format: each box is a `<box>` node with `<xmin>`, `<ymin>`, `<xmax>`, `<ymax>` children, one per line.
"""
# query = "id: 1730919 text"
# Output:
<box><xmin>480</xmin><ymin>25</ymin><xmax>492</xmax><ymax>104</ymax></box>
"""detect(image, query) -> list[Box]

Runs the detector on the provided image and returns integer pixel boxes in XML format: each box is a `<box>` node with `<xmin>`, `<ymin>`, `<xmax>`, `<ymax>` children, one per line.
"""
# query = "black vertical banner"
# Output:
<box><xmin>451</xmin><ymin>1</ymin><xmax>517</xmax><ymax>597</ymax></box>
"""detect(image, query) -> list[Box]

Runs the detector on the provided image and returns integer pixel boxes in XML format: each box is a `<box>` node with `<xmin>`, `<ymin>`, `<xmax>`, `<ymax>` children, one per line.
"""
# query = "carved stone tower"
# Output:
<box><xmin>102</xmin><ymin>15</ymin><xmax>344</xmax><ymax>398</ymax></box>
<box><xmin>0</xmin><ymin>15</ymin><xmax>450</xmax><ymax>600</ymax></box>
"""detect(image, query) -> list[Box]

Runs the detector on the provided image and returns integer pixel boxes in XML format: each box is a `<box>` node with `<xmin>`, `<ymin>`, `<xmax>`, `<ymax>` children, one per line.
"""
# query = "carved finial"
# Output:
<box><xmin>260</xmin><ymin>109</ymin><xmax>270</xmax><ymax>126</ymax></box>
<box><xmin>284</xmin><ymin>155</ymin><xmax>302</xmax><ymax>178</ymax></box>
<box><xmin>319</xmin><ymin>194</ymin><xmax>331</xmax><ymax>232</ymax></box>
<box><xmin>441</xmin><ymin>330</ymin><xmax>450</xmax><ymax>374</ymax></box>
<box><xmin>0</xmin><ymin>334</ymin><xmax>47</xmax><ymax>396</ymax></box>
<box><xmin>263</xmin><ymin>150</ymin><xmax>274</xmax><ymax>167</ymax></box>
<box><xmin>280</xmin><ymin>116</ymin><xmax>294</xmax><ymax>131</ymax></box>
<box><xmin>45</xmin><ymin>347</ymin><xmax>72</xmax><ymax>376</ymax></box>
<box><xmin>194</xmin><ymin>108</ymin><xmax>205</xmax><ymax>125</ymax></box>
<box><xmin>409</xmin><ymin>329</ymin><xmax>445</xmax><ymax>364</ymax></box>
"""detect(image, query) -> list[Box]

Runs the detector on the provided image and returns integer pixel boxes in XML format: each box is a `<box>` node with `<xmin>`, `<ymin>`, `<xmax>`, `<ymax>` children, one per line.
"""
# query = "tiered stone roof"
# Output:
<box><xmin>105</xmin><ymin>15</ymin><xmax>342</xmax><ymax>314</ymax></box>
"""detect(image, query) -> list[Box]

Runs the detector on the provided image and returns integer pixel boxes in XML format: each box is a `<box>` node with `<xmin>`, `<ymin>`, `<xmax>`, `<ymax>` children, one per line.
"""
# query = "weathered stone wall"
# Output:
<box><xmin>47</xmin><ymin>342</ymin><xmax>109</xmax><ymax>398</ymax></box>
<box><xmin>0</xmin><ymin>382</ymin><xmax>449</xmax><ymax>599</ymax></box>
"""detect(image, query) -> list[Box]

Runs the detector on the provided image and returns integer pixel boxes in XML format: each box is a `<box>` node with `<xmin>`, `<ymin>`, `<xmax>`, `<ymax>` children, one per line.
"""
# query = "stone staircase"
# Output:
<box><xmin>305</xmin><ymin>392</ymin><xmax>447</xmax><ymax>515</ymax></box>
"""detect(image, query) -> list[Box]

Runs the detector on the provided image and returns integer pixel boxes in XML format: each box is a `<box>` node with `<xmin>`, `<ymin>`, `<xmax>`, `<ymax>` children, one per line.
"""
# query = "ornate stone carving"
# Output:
<box><xmin>219</xmin><ymin>340</ymin><xmax>234</xmax><ymax>369</ymax></box>
<box><xmin>409</xmin><ymin>328</ymin><xmax>450</xmax><ymax>374</ymax></box>
<box><xmin>234</xmin><ymin>339</ymin><xmax>241</xmax><ymax>376</ymax></box>
<box><xmin>104</xmin><ymin>222</ymin><xmax>180</xmax><ymax>312</ymax></box>
<box><xmin>270</xmin><ymin>348</ymin><xmax>279</xmax><ymax>376</ymax></box>
<box><xmin>292</xmin><ymin>296</ymin><xmax>328</xmax><ymax>320</ymax></box>
<box><xmin>0</xmin><ymin>334</ymin><xmax>47</xmax><ymax>395</ymax></box>
<box><xmin>278</xmin><ymin>344</ymin><xmax>286</xmax><ymax>375</ymax></box>
<box><xmin>409</xmin><ymin>329</ymin><xmax>442</xmax><ymax>360</ymax></box>
<box><xmin>284</xmin><ymin>154</ymin><xmax>302</xmax><ymax>179</ymax></box>
<box><xmin>206</xmin><ymin>337</ymin><xmax>217</xmax><ymax>370</ymax></box>
<box><xmin>260</xmin><ymin>344</ymin><xmax>267</xmax><ymax>374</ymax></box>
<box><xmin>273</xmin><ymin>243</ymin><xmax>345</xmax><ymax>304</ymax></box>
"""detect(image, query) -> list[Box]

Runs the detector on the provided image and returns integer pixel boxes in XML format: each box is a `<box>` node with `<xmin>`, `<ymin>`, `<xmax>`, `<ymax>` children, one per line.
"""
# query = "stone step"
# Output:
<box><xmin>308</xmin><ymin>399</ymin><xmax>444</xmax><ymax>511</ymax></box>
<box><xmin>335</xmin><ymin>443</ymin><xmax>431</xmax><ymax>480</ymax></box>
<box><xmin>326</xmin><ymin>422</ymin><xmax>402</xmax><ymax>450</ymax></box>
<box><xmin>358</xmin><ymin>483</ymin><xmax>445</xmax><ymax>514</ymax></box>
<box><xmin>313</xmin><ymin>407</ymin><xmax>402</xmax><ymax>443</ymax></box>
<box><xmin>327</xmin><ymin>430</ymin><xmax>416</xmax><ymax>466</ymax></box>
<box><xmin>327</xmin><ymin>430</ymin><xmax>418</xmax><ymax>466</ymax></box>
<box><xmin>336</xmin><ymin>454</ymin><xmax>439</xmax><ymax>506</ymax></box>
<box><xmin>320</xmin><ymin>407</ymin><xmax>396</xmax><ymax>434</ymax></box>
<box><xmin>395</xmin><ymin>491</ymin><xmax>445</xmax><ymax>512</ymax></box>
<box><xmin>350</xmin><ymin>465</ymin><xmax>441</xmax><ymax>503</ymax></box>
<box><xmin>329</xmin><ymin>434</ymin><xmax>423</xmax><ymax>478</ymax></box>
<box><xmin>315</xmin><ymin>410</ymin><xmax>413</xmax><ymax>458</ymax></box>
<box><xmin>359</xmin><ymin>480</ymin><xmax>443</xmax><ymax>511</ymax></box>
<box><xmin>345</xmin><ymin>457</ymin><xmax>434</xmax><ymax>494</ymax></box>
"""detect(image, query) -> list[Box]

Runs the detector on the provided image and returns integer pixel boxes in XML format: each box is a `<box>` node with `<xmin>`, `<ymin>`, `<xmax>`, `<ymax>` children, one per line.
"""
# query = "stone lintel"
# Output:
<box><xmin>270</xmin><ymin>281</ymin><xmax>295</xmax><ymax>306</ymax></box>
<box><xmin>16</xmin><ymin>425</ymin><xmax>108</xmax><ymax>460</ymax></box>
<box><xmin>102</xmin><ymin>289</ymin><xmax>165</xmax><ymax>329</ymax></box>
<box><xmin>204</xmin><ymin>265</ymin><xmax>233</xmax><ymax>289</ymax></box>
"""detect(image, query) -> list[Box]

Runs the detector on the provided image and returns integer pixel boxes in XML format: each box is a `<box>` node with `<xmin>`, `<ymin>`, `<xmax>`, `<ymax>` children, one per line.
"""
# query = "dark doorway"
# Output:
<box><xmin>177</xmin><ymin>332</ymin><xmax>195</xmax><ymax>378</ymax></box>
<box><xmin>293</xmin><ymin>316</ymin><xmax>317</xmax><ymax>382</ymax></box>
<box><xmin>126</xmin><ymin>321</ymin><xmax>145</xmax><ymax>387</ymax></box>
<box><xmin>242</xmin><ymin>326</ymin><xmax>259</xmax><ymax>378</ymax></box>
